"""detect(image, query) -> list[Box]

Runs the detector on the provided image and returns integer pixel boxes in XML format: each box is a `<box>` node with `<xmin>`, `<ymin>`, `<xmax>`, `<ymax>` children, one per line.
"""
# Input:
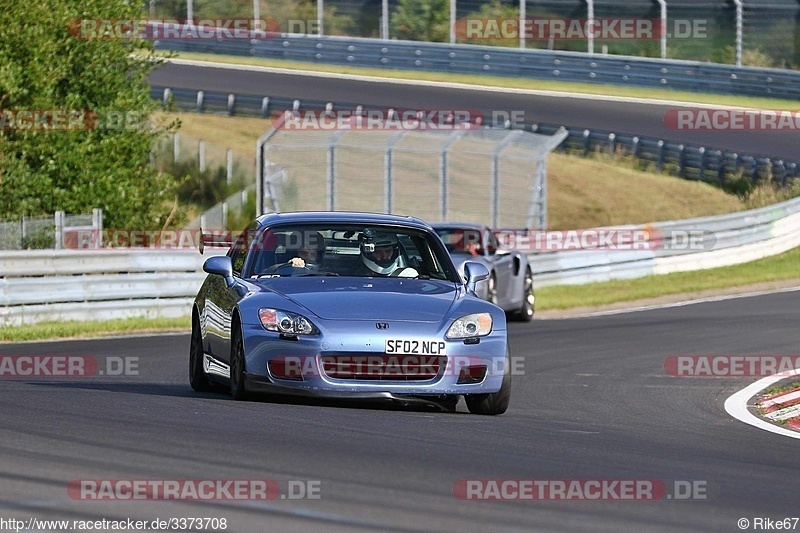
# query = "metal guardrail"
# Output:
<box><xmin>156</xmin><ymin>34</ymin><xmax>800</xmax><ymax>100</ymax></box>
<box><xmin>2</xmin><ymin>195</ymin><xmax>799</xmax><ymax>325</ymax></box>
<box><xmin>529</xmin><ymin>195</ymin><xmax>800</xmax><ymax>287</ymax></box>
<box><xmin>0</xmin><ymin>249</ymin><xmax>225</xmax><ymax>326</ymax></box>
<box><xmin>152</xmin><ymin>86</ymin><xmax>800</xmax><ymax>187</ymax></box>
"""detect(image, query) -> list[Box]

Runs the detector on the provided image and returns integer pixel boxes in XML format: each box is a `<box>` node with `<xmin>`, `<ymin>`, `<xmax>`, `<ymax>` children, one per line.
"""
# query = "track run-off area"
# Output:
<box><xmin>1</xmin><ymin>290</ymin><xmax>798</xmax><ymax>531</ymax></box>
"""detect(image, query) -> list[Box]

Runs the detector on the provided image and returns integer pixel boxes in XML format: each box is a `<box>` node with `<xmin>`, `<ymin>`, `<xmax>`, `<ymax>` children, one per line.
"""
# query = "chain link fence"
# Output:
<box><xmin>256</xmin><ymin>125</ymin><xmax>568</xmax><ymax>229</ymax></box>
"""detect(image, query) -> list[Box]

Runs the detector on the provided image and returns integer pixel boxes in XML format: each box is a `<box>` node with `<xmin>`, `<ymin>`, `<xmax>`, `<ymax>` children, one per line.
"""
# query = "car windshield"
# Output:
<box><xmin>434</xmin><ymin>227</ymin><xmax>484</xmax><ymax>255</ymax></box>
<box><xmin>244</xmin><ymin>224</ymin><xmax>457</xmax><ymax>281</ymax></box>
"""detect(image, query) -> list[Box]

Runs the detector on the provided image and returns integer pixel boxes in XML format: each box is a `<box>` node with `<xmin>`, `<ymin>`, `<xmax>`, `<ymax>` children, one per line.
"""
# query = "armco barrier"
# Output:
<box><xmin>1</xmin><ymin>196</ymin><xmax>799</xmax><ymax>325</ymax></box>
<box><xmin>529</xmin><ymin>195</ymin><xmax>800</xmax><ymax>287</ymax></box>
<box><xmin>151</xmin><ymin>85</ymin><xmax>800</xmax><ymax>188</ymax></box>
<box><xmin>155</xmin><ymin>33</ymin><xmax>800</xmax><ymax>100</ymax></box>
<box><xmin>0</xmin><ymin>249</ymin><xmax>224</xmax><ymax>326</ymax></box>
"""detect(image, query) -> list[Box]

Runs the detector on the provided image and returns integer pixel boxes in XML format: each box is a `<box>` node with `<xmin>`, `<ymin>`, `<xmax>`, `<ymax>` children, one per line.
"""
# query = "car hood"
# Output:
<box><xmin>255</xmin><ymin>277</ymin><xmax>459</xmax><ymax>322</ymax></box>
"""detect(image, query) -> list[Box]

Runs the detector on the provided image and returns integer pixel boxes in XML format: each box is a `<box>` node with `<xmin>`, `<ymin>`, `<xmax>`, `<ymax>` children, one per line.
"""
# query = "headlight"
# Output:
<box><xmin>259</xmin><ymin>308</ymin><xmax>317</xmax><ymax>335</ymax></box>
<box><xmin>446</xmin><ymin>313</ymin><xmax>493</xmax><ymax>339</ymax></box>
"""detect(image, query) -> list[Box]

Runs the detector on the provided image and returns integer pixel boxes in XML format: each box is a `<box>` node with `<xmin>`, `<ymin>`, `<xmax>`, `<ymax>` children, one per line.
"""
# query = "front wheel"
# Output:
<box><xmin>189</xmin><ymin>315</ymin><xmax>211</xmax><ymax>392</ymax></box>
<box><xmin>230</xmin><ymin>323</ymin><xmax>249</xmax><ymax>401</ymax></box>
<box><xmin>465</xmin><ymin>351</ymin><xmax>512</xmax><ymax>415</ymax></box>
<box><xmin>512</xmin><ymin>267</ymin><xmax>535</xmax><ymax>322</ymax></box>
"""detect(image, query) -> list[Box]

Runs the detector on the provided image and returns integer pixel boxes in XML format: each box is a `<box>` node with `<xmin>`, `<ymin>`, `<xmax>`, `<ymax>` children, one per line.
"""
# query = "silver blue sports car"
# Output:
<box><xmin>432</xmin><ymin>223</ymin><xmax>534</xmax><ymax>322</ymax></box>
<box><xmin>190</xmin><ymin>212</ymin><xmax>511</xmax><ymax>415</ymax></box>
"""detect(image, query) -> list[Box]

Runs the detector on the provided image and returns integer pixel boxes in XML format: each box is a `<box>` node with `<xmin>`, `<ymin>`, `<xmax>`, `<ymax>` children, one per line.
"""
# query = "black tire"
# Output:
<box><xmin>512</xmin><ymin>267</ymin><xmax>535</xmax><ymax>322</ymax></box>
<box><xmin>189</xmin><ymin>315</ymin><xmax>212</xmax><ymax>392</ymax></box>
<box><xmin>465</xmin><ymin>351</ymin><xmax>512</xmax><ymax>415</ymax></box>
<box><xmin>230</xmin><ymin>321</ymin><xmax>249</xmax><ymax>401</ymax></box>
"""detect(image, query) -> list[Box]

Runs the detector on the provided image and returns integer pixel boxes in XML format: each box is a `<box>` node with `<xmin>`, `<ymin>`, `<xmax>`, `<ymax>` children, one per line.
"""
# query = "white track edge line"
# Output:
<box><xmin>725</xmin><ymin>370</ymin><xmax>800</xmax><ymax>440</ymax></box>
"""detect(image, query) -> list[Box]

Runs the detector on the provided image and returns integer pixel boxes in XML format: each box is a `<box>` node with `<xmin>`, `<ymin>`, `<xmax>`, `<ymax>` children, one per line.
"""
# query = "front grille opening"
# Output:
<box><xmin>321</xmin><ymin>355</ymin><xmax>445</xmax><ymax>381</ymax></box>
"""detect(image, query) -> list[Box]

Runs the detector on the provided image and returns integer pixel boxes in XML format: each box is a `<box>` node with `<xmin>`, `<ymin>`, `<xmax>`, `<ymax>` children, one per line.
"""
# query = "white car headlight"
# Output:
<box><xmin>446</xmin><ymin>313</ymin><xmax>493</xmax><ymax>339</ymax></box>
<box><xmin>259</xmin><ymin>308</ymin><xmax>317</xmax><ymax>335</ymax></box>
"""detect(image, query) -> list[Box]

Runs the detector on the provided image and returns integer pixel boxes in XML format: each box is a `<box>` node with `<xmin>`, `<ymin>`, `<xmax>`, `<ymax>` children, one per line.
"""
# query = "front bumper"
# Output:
<box><xmin>240</xmin><ymin>320</ymin><xmax>508</xmax><ymax>397</ymax></box>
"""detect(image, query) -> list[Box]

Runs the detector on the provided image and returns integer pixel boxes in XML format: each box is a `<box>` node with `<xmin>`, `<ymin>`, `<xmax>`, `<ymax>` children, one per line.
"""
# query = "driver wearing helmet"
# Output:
<box><xmin>357</xmin><ymin>229</ymin><xmax>418</xmax><ymax>277</ymax></box>
<box><xmin>287</xmin><ymin>230</ymin><xmax>327</xmax><ymax>271</ymax></box>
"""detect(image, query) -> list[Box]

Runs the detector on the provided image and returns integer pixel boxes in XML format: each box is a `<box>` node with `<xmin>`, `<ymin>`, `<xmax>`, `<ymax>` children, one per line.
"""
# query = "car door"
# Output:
<box><xmin>206</xmin><ymin>225</ymin><xmax>254</xmax><ymax>363</ymax></box>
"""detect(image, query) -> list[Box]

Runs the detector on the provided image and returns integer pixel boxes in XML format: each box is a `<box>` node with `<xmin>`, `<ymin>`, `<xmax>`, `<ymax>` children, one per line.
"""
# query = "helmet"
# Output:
<box><xmin>360</xmin><ymin>229</ymin><xmax>404</xmax><ymax>275</ymax></box>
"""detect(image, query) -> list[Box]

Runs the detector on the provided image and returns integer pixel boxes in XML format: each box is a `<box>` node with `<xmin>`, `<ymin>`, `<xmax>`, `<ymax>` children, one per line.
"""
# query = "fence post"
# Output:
<box><xmin>54</xmin><ymin>211</ymin><xmax>65</xmax><ymax>250</ymax></box>
<box><xmin>583</xmin><ymin>129</ymin><xmax>591</xmax><ymax>155</ymax></box>
<box><xmin>657</xmin><ymin>140</ymin><xmax>665</xmax><ymax>170</ymax></box>
<box><xmin>585</xmin><ymin>0</ymin><xmax>594</xmax><ymax>54</ymax></box>
<box><xmin>173</xmin><ymin>133</ymin><xmax>180</xmax><ymax>162</ymax></box>
<box><xmin>450</xmin><ymin>0</ymin><xmax>456</xmax><ymax>44</ymax></box>
<box><xmin>656</xmin><ymin>0</ymin><xmax>667</xmax><ymax>59</ymax></box>
<box><xmin>632</xmin><ymin>136</ymin><xmax>640</xmax><ymax>158</ymax></box>
<box><xmin>440</xmin><ymin>131</ymin><xmax>464</xmax><ymax>222</ymax></box>
<box><xmin>227</xmin><ymin>149</ymin><xmax>233</xmax><ymax>185</ymax></box>
<box><xmin>199</xmin><ymin>140</ymin><xmax>206</xmax><ymax>172</ymax></box>
<box><xmin>733</xmin><ymin>0</ymin><xmax>743</xmax><ymax>66</ymax></box>
<box><xmin>261</xmin><ymin>97</ymin><xmax>270</xmax><ymax>119</ymax></box>
<box><xmin>678</xmin><ymin>144</ymin><xmax>686</xmax><ymax>178</ymax></box>
<box><xmin>196</xmin><ymin>90</ymin><xmax>204</xmax><ymax>113</ymax></box>
<box><xmin>222</xmin><ymin>202</ymin><xmax>228</xmax><ymax>230</ymax></box>
<box><xmin>92</xmin><ymin>208</ymin><xmax>103</xmax><ymax>248</ymax></box>
<box><xmin>19</xmin><ymin>215</ymin><xmax>25</xmax><ymax>249</ymax></box>
<box><xmin>698</xmin><ymin>146</ymin><xmax>706</xmax><ymax>180</ymax></box>
<box><xmin>227</xmin><ymin>94</ymin><xmax>236</xmax><ymax>116</ymax></box>
<box><xmin>384</xmin><ymin>131</ymin><xmax>405</xmax><ymax>215</ymax></box>
<box><xmin>520</xmin><ymin>0</ymin><xmax>527</xmax><ymax>49</ymax></box>
<box><xmin>608</xmin><ymin>133</ymin><xmax>616</xmax><ymax>156</ymax></box>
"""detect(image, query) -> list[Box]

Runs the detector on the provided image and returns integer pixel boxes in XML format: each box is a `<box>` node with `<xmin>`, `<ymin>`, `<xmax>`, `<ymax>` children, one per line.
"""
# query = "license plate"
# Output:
<box><xmin>385</xmin><ymin>339</ymin><xmax>447</xmax><ymax>356</ymax></box>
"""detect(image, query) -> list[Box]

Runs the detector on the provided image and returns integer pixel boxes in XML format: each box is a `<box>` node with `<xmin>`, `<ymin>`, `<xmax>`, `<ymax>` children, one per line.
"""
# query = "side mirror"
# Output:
<box><xmin>463</xmin><ymin>261</ymin><xmax>490</xmax><ymax>295</ymax></box>
<box><xmin>203</xmin><ymin>256</ymin><xmax>235</xmax><ymax>287</ymax></box>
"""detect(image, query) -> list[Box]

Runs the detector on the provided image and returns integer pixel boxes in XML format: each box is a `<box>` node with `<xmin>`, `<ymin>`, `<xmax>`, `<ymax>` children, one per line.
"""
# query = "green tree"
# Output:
<box><xmin>459</xmin><ymin>0</ymin><xmax>519</xmax><ymax>47</ymax></box>
<box><xmin>0</xmin><ymin>0</ymin><xmax>180</xmax><ymax>230</ymax></box>
<box><xmin>392</xmin><ymin>0</ymin><xmax>449</xmax><ymax>42</ymax></box>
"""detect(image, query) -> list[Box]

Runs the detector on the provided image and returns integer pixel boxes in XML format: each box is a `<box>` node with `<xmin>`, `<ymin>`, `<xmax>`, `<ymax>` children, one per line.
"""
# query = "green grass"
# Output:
<box><xmin>0</xmin><ymin>317</ymin><xmax>190</xmax><ymax>343</ymax></box>
<box><xmin>762</xmin><ymin>381</ymin><xmax>800</xmax><ymax>398</ymax></box>
<box><xmin>168</xmin><ymin>51</ymin><xmax>800</xmax><ymax>111</ymax></box>
<box><xmin>537</xmin><ymin>245</ymin><xmax>800</xmax><ymax>310</ymax></box>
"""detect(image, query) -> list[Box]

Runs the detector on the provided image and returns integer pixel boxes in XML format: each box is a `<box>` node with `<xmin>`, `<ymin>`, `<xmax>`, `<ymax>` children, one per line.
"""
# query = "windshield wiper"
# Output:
<box><xmin>297</xmin><ymin>272</ymin><xmax>340</xmax><ymax>277</ymax></box>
